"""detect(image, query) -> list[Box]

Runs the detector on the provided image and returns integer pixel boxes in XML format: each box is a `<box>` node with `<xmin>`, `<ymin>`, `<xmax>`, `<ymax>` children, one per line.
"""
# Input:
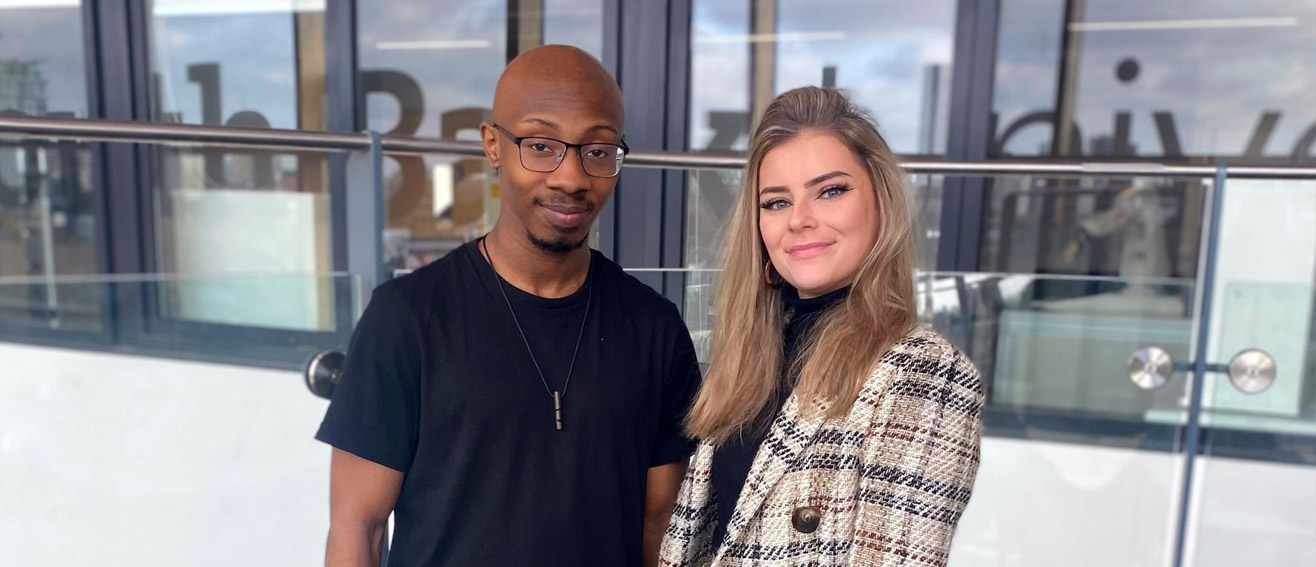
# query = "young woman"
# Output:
<box><xmin>660</xmin><ymin>87</ymin><xmax>984</xmax><ymax>567</ymax></box>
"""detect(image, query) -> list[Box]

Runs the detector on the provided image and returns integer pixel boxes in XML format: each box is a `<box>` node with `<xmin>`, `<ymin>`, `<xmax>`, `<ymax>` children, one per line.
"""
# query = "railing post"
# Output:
<box><xmin>1171</xmin><ymin>161</ymin><xmax>1228</xmax><ymax>567</ymax></box>
<box><xmin>346</xmin><ymin>130</ymin><xmax>385</xmax><ymax>296</ymax></box>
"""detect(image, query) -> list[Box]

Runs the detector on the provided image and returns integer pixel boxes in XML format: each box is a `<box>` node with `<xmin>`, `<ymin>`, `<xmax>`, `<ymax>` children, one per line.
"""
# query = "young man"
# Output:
<box><xmin>316</xmin><ymin>45</ymin><xmax>700</xmax><ymax>567</ymax></box>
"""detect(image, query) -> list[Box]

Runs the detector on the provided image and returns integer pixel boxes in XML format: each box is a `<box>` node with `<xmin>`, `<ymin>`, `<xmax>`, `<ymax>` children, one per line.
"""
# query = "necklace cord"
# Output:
<box><xmin>480</xmin><ymin>236</ymin><xmax>593</xmax><ymax>399</ymax></box>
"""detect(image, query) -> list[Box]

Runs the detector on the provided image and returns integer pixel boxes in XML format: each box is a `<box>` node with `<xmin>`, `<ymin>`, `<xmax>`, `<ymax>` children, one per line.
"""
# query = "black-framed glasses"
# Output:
<box><xmin>492</xmin><ymin>123</ymin><xmax>630</xmax><ymax>178</ymax></box>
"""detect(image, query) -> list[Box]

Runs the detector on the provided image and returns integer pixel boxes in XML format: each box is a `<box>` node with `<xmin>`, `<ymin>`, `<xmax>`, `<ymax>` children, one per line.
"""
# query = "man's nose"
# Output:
<box><xmin>546</xmin><ymin>147</ymin><xmax>591</xmax><ymax>193</ymax></box>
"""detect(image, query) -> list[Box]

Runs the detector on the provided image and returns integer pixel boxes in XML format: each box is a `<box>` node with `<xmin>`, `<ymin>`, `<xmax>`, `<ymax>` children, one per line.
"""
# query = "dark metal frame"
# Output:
<box><xmin>595</xmin><ymin>0</ymin><xmax>622</xmax><ymax>260</ymax></box>
<box><xmin>609</xmin><ymin>0</ymin><xmax>693</xmax><ymax>311</ymax></box>
<box><xmin>937</xmin><ymin>0</ymin><xmax>1000</xmax><ymax>272</ymax></box>
<box><xmin>327</xmin><ymin>0</ymin><xmax>361</xmax><ymax>340</ymax></box>
<box><xmin>663</xmin><ymin>0</ymin><xmax>694</xmax><ymax>312</ymax></box>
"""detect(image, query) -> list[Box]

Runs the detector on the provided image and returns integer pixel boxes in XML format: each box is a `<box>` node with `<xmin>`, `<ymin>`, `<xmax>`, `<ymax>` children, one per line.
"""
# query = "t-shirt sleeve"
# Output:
<box><xmin>315</xmin><ymin>283</ymin><xmax>422</xmax><ymax>473</ymax></box>
<box><xmin>650</xmin><ymin>315</ymin><xmax>703</xmax><ymax>467</ymax></box>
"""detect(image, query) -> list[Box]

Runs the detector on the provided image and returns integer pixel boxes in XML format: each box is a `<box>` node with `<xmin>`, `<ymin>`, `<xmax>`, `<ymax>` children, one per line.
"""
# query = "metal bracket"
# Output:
<box><xmin>1127</xmin><ymin>346</ymin><xmax>1277</xmax><ymax>394</ymax></box>
<box><xmin>1226</xmin><ymin>348</ymin><xmax>1276</xmax><ymax>394</ymax></box>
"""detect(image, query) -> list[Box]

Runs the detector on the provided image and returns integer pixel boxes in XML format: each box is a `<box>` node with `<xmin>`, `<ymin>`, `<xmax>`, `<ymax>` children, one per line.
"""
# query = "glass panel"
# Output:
<box><xmin>1191</xmin><ymin>177</ymin><xmax>1316</xmax><ymax>566</ymax></box>
<box><xmin>689</xmin><ymin>0</ymin><xmax>751</xmax><ymax>152</ymax></box>
<box><xmin>933</xmin><ymin>272</ymin><xmax>1192</xmax><ymax>565</ymax></box>
<box><xmin>689</xmin><ymin>0</ymin><xmax>957</xmax><ymax>154</ymax></box>
<box><xmin>924</xmin><ymin>273</ymin><xmax>1192</xmax><ymax>418</ymax></box>
<box><xmin>0</xmin><ymin>0</ymin><xmax>100</xmax><ymax>332</ymax></box>
<box><xmin>149</xmin><ymin>148</ymin><xmax>338</xmax><ymax>331</ymax></box>
<box><xmin>0</xmin><ymin>272</ymin><xmax>359</xmax><ymax>566</ymax></box>
<box><xmin>978</xmin><ymin>174</ymin><xmax>1207</xmax><ymax>281</ymax></box>
<box><xmin>149</xmin><ymin>0</ymin><xmax>324</xmax><ymax>130</ymax></box>
<box><xmin>992</xmin><ymin>0</ymin><xmax>1316</xmax><ymax>162</ymax></box>
<box><xmin>774</xmin><ymin>0</ymin><xmax>955</xmax><ymax>155</ymax></box>
<box><xmin>146</xmin><ymin>1</ymin><xmax>335</xmax><ymax>330</ymax></box>
<box><xmin>544</xmin><ymin>0</ymin><xmax>605</xmax><ymax>59</ymax></box>
<box><xmin>685</xmin><ymin>167</ymin><xmax>741</xmax><ymax>271</ymax></box>
<box><xmin>358</xmin><ymin>0</ymin><xmax>607</xmax><ymax>273</ymax></box>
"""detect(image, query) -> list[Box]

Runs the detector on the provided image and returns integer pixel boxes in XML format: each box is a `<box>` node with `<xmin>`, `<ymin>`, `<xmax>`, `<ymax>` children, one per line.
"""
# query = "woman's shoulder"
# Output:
<box><xmin>868</xmin><ymin>325</ymin><xmax>982</xmax><ymax>391</ymax></box>
<box><xmin>839</xmin><ymin>325</ymin><xmax>984</xmax><ymax>430</ymax></box>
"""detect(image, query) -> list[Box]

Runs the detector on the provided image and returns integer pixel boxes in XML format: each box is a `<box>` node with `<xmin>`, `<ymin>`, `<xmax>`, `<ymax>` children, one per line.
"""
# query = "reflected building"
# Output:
<box><xmin>0</xmin><ymin>59</ymin><xmax>46</xmax><ymax>115</ymax></box>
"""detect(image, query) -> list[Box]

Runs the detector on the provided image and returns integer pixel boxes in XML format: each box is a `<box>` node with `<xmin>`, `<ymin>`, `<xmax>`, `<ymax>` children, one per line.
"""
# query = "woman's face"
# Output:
<box><xmin>757</xmin><ymin>132</ymin><xmax>880</xmax><ymax>299</ymax></box>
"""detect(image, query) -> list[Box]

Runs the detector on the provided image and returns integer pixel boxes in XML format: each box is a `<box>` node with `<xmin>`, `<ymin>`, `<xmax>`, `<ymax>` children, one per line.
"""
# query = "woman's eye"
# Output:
<box><xmin>820</xmin><ymin>184</ymin><xmax>851</xmax><ymax>199</ymax></box>
<box><xmin>760</xmin><ymin>199</ymin><xmax>789</xmax><ymax>211</ymax></box>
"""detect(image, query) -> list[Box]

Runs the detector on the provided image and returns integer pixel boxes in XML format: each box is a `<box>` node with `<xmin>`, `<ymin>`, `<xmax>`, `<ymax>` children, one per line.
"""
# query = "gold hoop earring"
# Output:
<box><xmin>764</xmin><ymin>259</ymin><xmax>783</xmax><ymax>288</ymax></box>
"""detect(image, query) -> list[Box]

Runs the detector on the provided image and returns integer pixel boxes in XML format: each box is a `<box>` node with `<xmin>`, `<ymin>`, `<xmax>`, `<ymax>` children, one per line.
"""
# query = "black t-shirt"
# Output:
<box><xmin>315</xmin><ymin>240</ymin><xmax>701</xmax><ymax>567</ymax></box>
<box><xmin>709</xmin><ymin>285</ymin><xmax>849</xmax><ymax>547</ymax></box>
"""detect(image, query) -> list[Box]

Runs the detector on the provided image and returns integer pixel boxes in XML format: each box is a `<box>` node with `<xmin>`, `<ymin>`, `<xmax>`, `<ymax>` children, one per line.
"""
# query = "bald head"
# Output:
<box><xmin>481</xmin><ymin>46</ymin><xmax>626</xmax><ymax>256</ymax></box>
<box><xmin>492</xmin><ymin>45</ymin><xmax>624</xmax><ymax>133</ymax></box>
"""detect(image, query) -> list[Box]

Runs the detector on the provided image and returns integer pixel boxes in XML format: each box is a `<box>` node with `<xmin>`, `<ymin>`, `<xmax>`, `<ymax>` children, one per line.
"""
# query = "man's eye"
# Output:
<box><xmin>527</xmin><ymin>143</ymin><xmax>554</xmax><ymax>153</ymax></box>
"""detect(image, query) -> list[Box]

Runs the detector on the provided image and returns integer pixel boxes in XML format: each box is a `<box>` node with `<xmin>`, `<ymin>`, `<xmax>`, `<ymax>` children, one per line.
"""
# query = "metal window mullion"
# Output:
<box><xmin>662</xmin><ymin>0</ymin><xmax>693</xmax><ymax>313</ymax></box>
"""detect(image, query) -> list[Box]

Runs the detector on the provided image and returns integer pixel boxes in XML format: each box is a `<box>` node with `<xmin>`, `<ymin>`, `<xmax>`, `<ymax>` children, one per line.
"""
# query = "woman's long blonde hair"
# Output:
<box><xmin>686</xmin><ymin>87</ymin><xmax>918</xmax><ymax>444</ymax></box>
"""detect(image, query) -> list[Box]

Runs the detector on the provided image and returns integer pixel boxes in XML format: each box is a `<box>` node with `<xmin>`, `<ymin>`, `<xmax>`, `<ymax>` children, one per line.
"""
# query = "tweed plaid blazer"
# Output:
<box><xmin>659</xmin><ymin>327</ymin><xmax>984</xmax><ymax>567</ymax></box>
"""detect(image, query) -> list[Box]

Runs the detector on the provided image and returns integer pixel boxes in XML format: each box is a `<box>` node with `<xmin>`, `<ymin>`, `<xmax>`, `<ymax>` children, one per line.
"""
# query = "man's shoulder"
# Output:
<box><xmin>372</xmin><ymin>243</ymin><xmax>474</xmax><ymax>313</ymax></box>
<box><xmin>591</xmin><ymin>251</ymin><xmax>688</xmax><ymax>327</ymax></box>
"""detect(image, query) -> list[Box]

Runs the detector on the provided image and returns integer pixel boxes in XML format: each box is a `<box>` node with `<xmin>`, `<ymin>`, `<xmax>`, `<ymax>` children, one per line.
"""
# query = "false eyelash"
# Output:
<box><xmin>820</xmin><ymin>183</ymin><xmax>854</xmax><ymax>197</ymax></box>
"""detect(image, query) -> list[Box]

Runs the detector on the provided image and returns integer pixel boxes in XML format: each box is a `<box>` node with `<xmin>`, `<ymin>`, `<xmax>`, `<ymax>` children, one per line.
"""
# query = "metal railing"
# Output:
<box><xmin>3</xmin><ymin>115</ymin><xmax>1314</xmax><ymax>179</ymax></box>
<box><xmin>3</xmin><ymin>114</ymin><xmax>1312</xmax><ymax>567</ymax></box>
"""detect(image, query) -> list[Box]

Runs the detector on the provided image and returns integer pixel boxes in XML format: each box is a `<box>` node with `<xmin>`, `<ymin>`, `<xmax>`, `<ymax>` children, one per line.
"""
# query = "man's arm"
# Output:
<box><xmin>326</xmin><ymin>449</ymin><xmax>404</xmax><ymax>567</ymax></box>
<box><xmin>643</xmin><ymin>459</ymin><xmax>689</xmax><ymax>567</ymax></box>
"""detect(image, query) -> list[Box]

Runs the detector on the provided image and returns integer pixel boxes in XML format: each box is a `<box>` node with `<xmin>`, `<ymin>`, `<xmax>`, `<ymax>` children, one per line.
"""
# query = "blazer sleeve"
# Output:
<box><xmin>848</xmin><ymin>339</ymin><xmax>985</xmax><ymax>567</ymax></box>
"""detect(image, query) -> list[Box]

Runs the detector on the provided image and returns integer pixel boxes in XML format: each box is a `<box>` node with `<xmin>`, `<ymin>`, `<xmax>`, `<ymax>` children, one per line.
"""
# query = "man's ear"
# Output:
<box><xmin>480</xmin><ymin>122</ymin><xmax>501</xmax><ymax>169</ymax></box>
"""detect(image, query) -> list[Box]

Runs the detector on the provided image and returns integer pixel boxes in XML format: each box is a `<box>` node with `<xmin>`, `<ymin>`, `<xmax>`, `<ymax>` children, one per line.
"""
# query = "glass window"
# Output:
<box><xmin>992</xmin><ymin>0</ymin><xmax>1316</xmax><ymax>162</ymax></box>
<box><xmin>689</xmin><ymin>0</ymin><xmax>752</xmax><ymax>153</ymax></box>
<box><xmin>358</xmin><ymin>0</ymin><xmax>606</xmax><ymax>274</ymax></box>
<box><xmin>978</xmin><ymin>175</ymin><xmax>1205</xmax><ymax>280</ymax></box>
<box><xmin>0</xmin><ymin>0</ymin><xmax>101</xmax><ymax>332</ymax></box>
<box><xmin>544</xmin><ymin>0</ymin><xmax>604</xmax><ymax>59</ymax></box>
<box><xmin>983</xmin><ymin>0</ymin><xmax>1316</xmax><ymax>277</ymax></box>
<box><xmin>773</xmin><ymin>0</ymin><xmax>956</xmax><ymax>155</ymax></box>
<box><xmin>146</xmin><ymin>0</ymin><xmax>335</xmax><ymax>332</ymax></box>
<box><xmin>689</xmin><ymin>0</ymin><xmax>957</xmax><ymax>155</ymax></box>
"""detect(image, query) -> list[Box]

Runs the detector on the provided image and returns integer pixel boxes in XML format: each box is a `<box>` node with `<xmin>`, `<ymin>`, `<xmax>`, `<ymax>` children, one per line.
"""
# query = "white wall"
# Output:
<box><xmin>951</xmin><ymin>437</ymin><xmax>1183</xmax><ymax>567</ymax></box>
<box><xmin>0</xmin><ymin>343</ymin><xmax>330</xmax><ymax>566</ymax></box>
<box><xmin>951</xmin><ymin>437</ymin><xmax>1316</xmax><ymax>567</ymax></box>
<box><xmin>1187</xmin><ymin>457</ymin><xmax>1316</xmax><ymax>567</ymax></box>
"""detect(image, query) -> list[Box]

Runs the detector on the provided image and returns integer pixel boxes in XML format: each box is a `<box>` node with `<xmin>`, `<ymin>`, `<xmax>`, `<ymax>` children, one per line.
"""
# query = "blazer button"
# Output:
<box><xmin>791</xmin><ymin>506</ymin><xmax>821</xmax><ymax>533</ymax></box>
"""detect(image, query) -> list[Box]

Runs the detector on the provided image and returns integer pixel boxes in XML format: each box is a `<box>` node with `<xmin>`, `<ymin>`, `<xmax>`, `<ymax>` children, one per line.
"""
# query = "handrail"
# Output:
<box><xmin>2</xmin><ymin>115</ymin><xmax>1314</xmax><ymax>179</ymax></box>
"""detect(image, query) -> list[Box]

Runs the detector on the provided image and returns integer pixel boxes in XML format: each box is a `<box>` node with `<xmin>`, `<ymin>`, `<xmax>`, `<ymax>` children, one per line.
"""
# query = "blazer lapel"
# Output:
<box><xmin>716</xmin><ymin>391</ymin><xmax>829</xmax><ymax>558</ymax></box>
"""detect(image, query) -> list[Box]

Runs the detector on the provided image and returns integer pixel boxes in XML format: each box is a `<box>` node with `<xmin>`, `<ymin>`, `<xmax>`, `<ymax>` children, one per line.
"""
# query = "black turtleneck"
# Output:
<box><xmin>709</xmin><ymin>284</ymin><xmax>850</xmax><ymax>547</ymax></box>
